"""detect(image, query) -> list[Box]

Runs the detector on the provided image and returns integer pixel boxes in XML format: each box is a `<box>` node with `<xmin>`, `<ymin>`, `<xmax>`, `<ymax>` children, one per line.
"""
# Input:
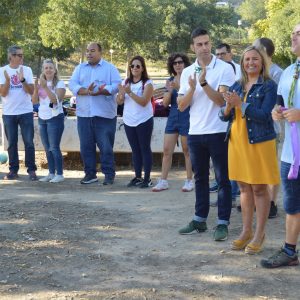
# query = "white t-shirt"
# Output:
<box><xmin>277</xmin><ymin>62</ymin><xmax>300</xmax><ymax>164</ymax></box>
<box><xmin>178</xmin><ymin>55</ymin><xmax>235</xmax><ymax>135</ymax></box>
<box><xmin>0</xmin><ymin>65</ymin><xmax>34</xmax><ymax>115</ymax></box>
<box><xmin>122</xmin><ymin>79</ymin><xmax>153</xmax><ymax>126</ymax></box>
<box><xmin>38</xmin><ymin>80</ymin><xmax>66</xmax><ymax>120</ymax></box>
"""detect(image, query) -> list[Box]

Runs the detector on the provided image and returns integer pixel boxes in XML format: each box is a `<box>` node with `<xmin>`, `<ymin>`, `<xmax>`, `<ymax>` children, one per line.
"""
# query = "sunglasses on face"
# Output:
<box><xmin>216</xmin><ymin>52</ymin><xmax>227</xmax><ymax>57</ymax></box>
<box><xmin>130</xmin><ymin>64</ymin><xmax>141</xmax><ymax>69</ymax></box>
<box><xmin>173</xmin><ymin>60</ymin><xmax>184</xmax><ymax>65</ymax></box>
<box><xmin>12</xmin><ymin>53</ymin><xmax>24</xmax><ymax>58</ymax></box>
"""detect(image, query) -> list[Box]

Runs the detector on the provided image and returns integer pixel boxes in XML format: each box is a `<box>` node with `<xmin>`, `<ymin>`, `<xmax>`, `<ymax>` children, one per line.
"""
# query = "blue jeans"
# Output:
<box><xmin>281</xmin><ymin>161</ymin><xmax>300</xmax><ymax>214</ymax></box>
<box><xmin>188</xmin><ymin>133</ymin><xmax>232</xmax><ymax>225</ymax></box>
<box><xmin>124</xmin><ymin>117</ymin><xmax>153</xmax><ymax>181</ymax></box>
<box><xmin>39</xmin><ymin>113</ymin><xmax>64</xmax><ymax>175</ymax></box>
<box><xmin>77</xmin><ymin>116</ymin><xmax>116</xmax><ymax>179</ymax></box>
<box><xmin>231</xmin><ymin>180</ymin><xmax>240</xmax><ymax>200</ymax></box>
<box><xmin>2</xmin><ymin>112</ymin><xmax>37</xmax><ymax>173</ymax></box>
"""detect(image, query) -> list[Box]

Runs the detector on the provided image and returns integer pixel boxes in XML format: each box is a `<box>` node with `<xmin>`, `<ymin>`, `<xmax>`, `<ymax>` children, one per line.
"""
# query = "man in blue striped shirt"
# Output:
<box><xmin>69</xmin><ymin>42</ymin><xmax>121</xmax><ymax>185</ymax></box>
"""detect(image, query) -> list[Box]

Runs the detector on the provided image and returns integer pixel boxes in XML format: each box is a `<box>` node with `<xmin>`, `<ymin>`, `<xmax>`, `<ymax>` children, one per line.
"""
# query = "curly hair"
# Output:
<box><xmin>167</xmin><ymin>53</ymin><xmax>190</xmax><ymax>76</ymax></box>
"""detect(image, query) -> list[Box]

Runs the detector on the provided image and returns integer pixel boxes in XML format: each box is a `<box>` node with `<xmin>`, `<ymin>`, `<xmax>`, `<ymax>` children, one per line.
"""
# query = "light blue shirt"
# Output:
<box><xmin>270</xmin><ymin>63</ymin><xmax>283</xmax><ymax>85</ymax></box>
<box><xmin>69</xmin><ymin>59</ymin><xmax>121</xmax><ymax>118</ymax></box>
<box><xmin>277</xmin><ymin>61</ymin><xmax>300</xmax><ymax>164</ymax></box>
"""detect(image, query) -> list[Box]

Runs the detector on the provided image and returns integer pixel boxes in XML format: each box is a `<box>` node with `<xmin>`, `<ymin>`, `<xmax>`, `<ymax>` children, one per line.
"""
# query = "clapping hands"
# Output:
<box><xmin>188</xmin><ymin>73</ymin><xmax>197</xmax><ymax>90</ymax></box>
<box><xmin>166</xmin><ymin>79</ymin><xmax>179</xmax><ymax>92</ymax></box>
<box><xmin>16</xmin><ymin>66</ymin><xmax>24</xmax><ymax>82</ymax></box>
<box><xmin>39</xmin><ymin>74</ymin><xmax>47</xmax><ymax>88</ymax></box>
<box><xmin>4</xmin><ymin>70</ymin><xmax>10</xmax><ymax>83</ymax></box>
<box><xmin>118</xmin><ymin>83</ymin><xmax>126</xmax><ymax>97</ymax></box>
<box><xmin>272</xmin><ymin>105</ymin><xmax>300</xmax><ymax>123</ymax></box>
<box><xmin>223</xmin><ymin>90</ymin><xmax>242</xmax><ymax>110</ymax></box>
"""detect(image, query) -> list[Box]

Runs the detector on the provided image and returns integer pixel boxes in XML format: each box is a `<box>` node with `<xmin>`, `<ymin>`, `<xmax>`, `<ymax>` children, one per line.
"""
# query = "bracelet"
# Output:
<box><xmin>20</xmin><ymin>78</ymin><xmax>26</xmax><ymax>83</ymax></box>
<box><xmin>200</xmin><ymin>80</ymin><xmax>207</xmax><ymax>87</ymax></box>
<box><xmin>129</xmin><ymin>92</ymin><xmax>133</xmax><ymax>97</ymax></box>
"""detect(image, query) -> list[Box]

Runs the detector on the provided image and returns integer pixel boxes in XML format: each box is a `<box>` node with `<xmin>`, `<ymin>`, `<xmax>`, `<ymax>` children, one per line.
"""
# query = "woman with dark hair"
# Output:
<box><xmin>220</xmin><ymin>46</ymin><xmax>280</xmax><ymax>254</ymax></box>
<box><xmin>152</xmin><ymin>53</ymin><xmax>193</xmax><ymax>192</ymax></box>
<box><xmin>117</xmin><ymin>56</ymin><xmax>154</xmax><ymax>188</ymax></box>
<box><xmin>32</xmin><ymin>59</ymin><xmax>66</xmax><ymax>183</ymax></box>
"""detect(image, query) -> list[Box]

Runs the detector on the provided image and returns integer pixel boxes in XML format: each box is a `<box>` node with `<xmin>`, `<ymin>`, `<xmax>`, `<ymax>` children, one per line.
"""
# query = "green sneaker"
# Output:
<box><xmin>260</xmin><ymin>248</ymin><xmax>299</xmax><ymax>268</ymax></box>
<box><xmin>213</xmin><ymin>224</ymin><xmax>228</xmax><ymax>241</ymax></box>
<box><xmin>178</xmin><ymin>220</ymin><xmax>207</xmax><ymax>235</ymax></box>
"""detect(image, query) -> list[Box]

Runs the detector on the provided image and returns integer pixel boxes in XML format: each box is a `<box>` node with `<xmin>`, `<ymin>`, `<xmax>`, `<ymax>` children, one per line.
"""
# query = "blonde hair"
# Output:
<box><xmin>239</xmin><ymin>46</ymin><xmax>270</xmax><ymax>88</ymax></box>
<box><xmin>42</xmin><ymin>59</ymin><xmax>59</xmax><ymax>88</ymax></box>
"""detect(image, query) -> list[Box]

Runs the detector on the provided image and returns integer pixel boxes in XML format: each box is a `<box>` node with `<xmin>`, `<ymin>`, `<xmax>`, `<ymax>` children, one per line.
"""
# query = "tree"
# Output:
<box><xmin>39</xmin><ymin>0</ymin><xmax>127</xmax><ymax>61</ymax></box>
<box><xmin>0</xmin><ymin>0</ymin><xmax>46</xmax><ymax>64</ymax></box>
<box><xmin>157</xmin><ymin>0</ymin><xmax>239</xmax><ymax>55</ymax></box>
<box><xmin>110</xmin><ymin>0</ymin><xmax>161</xmax><ymax>60</ymax></box>
<box><xmin>237</xmin><ymin>0</ymin><xmax>266</xmax><ymax>25</ymax></box>
<box><xmin>249</xmin><ymin>0</ymin><xmax>300</xmax><ymax>66</ymax></box>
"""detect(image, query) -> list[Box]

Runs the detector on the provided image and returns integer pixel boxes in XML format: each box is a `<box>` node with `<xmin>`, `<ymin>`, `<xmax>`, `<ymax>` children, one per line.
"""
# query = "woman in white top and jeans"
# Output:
<box><xmin>117</xmin><ymin>56</ymin><xmax>154</xmax><ymax>188</ymax></box>
<box><xmin>32</xmin><ymin>59</ymin><xmax>66</xmax><ymax>183</ymax></box>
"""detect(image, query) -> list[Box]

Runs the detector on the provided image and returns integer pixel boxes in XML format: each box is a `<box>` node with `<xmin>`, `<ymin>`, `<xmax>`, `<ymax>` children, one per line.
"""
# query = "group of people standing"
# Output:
<box><xmin>1</xmin><ymin>22</ymin><xmax>300</xmax><ymax>269</ymax></box>
<box><xmin>176</xmin><ymin>25</ymin><xmax>300</xmax><ymax>269</ymax></box>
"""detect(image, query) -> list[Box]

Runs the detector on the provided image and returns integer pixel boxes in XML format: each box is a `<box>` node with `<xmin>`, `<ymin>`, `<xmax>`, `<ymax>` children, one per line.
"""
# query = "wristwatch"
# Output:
<box><xmin>129</xmin><ymin>92</ymin><xmax>133</xmax><ymax>97</ymax></box>
<box><xmin>200</xmin><ymin>80</ymin><xmax>208</xmax><ymax>87</ymax></box>
<box><xmin>20</xmin><ymin>78</ymin><xmax>26</xmax><ymax>83</ymax></box>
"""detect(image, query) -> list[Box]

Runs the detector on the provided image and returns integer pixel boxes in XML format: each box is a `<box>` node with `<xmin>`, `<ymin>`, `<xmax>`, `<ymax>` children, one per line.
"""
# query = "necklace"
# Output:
<box><xmin>287</xmin><ymin>61</ymin><xmax>300</xmax><ymax>107</ymax></box>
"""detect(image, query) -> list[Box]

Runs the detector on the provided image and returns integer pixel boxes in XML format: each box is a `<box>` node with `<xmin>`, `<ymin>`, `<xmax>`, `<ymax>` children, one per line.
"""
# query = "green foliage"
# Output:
<box><xmin>39</xmin><ymin>0</ymin><xmax>121</xmax><ymax>49</ymax></box>
<box><xmin>249</xmin><ymin>0</ymin><xmax>300</xmax><ymax>67</ymax></box>
<box><xmin>237</xmin><ymin>0</ymin><xmax>266</xmax><ymax>25</ymax></box>
<box><xmin>1</xmin><ymin>0</ymin><xmax>242</xmax><ymax>70</ymax></box>
<box><xmin>0</xmin><ymin>0</ymin><xmax>45</xmax><ymax>64</ymax></box>
<box><xmin>38</xmin><ymin>0</ymin><xmax>240</xmax><ymax>61</ymax></box>
<box><xmin>155</xmin><ymin>0</ymin><xmax>240</xmax><ymax>57</ymax></box>
<box><xmin>0</xmin><ymin>0</ymin><xmax>74</xmax><ymax>71</ymax></box>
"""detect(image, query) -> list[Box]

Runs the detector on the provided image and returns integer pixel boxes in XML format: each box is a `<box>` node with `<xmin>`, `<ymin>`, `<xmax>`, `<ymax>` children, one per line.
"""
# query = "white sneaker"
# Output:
<box><xmin>39</xmin><ymin>173</ymin><xmax>55</xmax><ymax>182</ymax></box>
<box><xmin>182</xmin><ymin>179</ymin><xmax>194</xmax><ymax>192</ymax></box>
<box><xmin>50</xmin><ymin>175</ymin><xmax>64</xmax><ymax>183</ymax></box>
<box><xmin>152</xmin><ymin>178</ymin><xmax>169</xmax><ymax>192</ymax></box>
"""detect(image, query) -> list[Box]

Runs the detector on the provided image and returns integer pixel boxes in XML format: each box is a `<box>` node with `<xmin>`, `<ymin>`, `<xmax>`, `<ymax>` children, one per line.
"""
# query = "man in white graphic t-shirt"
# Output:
<box><xmin>0</xmin><ymin>45</ymin><xmax>37</xmax><ymax>180</ymax></box>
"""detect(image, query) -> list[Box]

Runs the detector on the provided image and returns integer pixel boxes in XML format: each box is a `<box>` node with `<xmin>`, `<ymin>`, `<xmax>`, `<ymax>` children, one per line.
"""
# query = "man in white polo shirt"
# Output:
<box><xmin>178</xmin><ymin>27</ymin><xmax>235</xmax><ymax>241</ymax></box>
<box><xmin>0</xmin><ymin>45</ymin><xmax>37</xmax><ymax>180</ymax></box>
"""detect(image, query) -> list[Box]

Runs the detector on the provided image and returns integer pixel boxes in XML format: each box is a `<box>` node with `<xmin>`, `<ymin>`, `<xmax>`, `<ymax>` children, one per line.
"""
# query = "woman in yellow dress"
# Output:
<box><xmin>220</xmin><ymin>46</ymin><xmax>280</xmax><ymax>254</ymax></box>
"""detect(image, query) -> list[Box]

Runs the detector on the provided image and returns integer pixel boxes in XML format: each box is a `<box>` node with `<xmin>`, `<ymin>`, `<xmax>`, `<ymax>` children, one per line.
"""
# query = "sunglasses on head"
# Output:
<box><xmin>173</xmin><ymin>60</ymin><xmax>184</xmax><ymax>65</ymax></box>
<box><xmin>12</xmin><ymin>53</ymin><xmax>24</xmax><ymax>58</ymax></box>
<box><xmin>130</xmin><ymin>64</ymin><xmax>141</xmax><ymax>69</ymax></box>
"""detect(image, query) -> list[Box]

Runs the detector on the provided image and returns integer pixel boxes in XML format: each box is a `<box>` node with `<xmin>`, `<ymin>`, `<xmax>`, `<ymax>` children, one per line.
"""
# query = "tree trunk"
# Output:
<box><xmin>126</xmin><ymin>49</ymin><xmax>132</xmax><ymax>78</ymax></box>
<box><xmin>36</xmin><ymin>52</ymin><xmax>42</xmax><ymax>78</ymax></box>
<box><xmin>80</xmin><ymin>43</ymin><xmax>86</xmax><ymax>63</ymax></box>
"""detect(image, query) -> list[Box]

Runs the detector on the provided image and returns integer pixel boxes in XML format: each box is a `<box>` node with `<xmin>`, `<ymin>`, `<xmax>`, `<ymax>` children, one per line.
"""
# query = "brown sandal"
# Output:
<box><xmin>231</xmin><ymin>233</ymin><xmax>253</xmax><ymax>250</ymax></box>
<box><xmin>245</xmin><ymin>235</ymin><xmax>266</xmax><ymax>255</ymax></box>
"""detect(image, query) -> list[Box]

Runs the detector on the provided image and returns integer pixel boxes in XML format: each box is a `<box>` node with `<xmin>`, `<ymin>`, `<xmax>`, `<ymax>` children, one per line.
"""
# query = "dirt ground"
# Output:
<box><xmin>0</xmin><ymin>158</ymin><xmax>299</xmax><ymax>300</ymax></box>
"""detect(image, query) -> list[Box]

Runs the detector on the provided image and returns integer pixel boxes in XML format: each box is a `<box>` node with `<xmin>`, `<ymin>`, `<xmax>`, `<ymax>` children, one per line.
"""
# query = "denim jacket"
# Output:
<box><xmin>219</xmin><ymin>77</ymin><xmax>277</xmax><ymax>144</ymax></box>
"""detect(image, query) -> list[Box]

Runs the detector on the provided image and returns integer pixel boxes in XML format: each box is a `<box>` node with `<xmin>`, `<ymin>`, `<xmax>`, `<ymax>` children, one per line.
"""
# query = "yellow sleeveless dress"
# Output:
<box><xmin>228</xmin><ymin>103</ymin><xmax>280</xmax><ymax>185</ymax></box>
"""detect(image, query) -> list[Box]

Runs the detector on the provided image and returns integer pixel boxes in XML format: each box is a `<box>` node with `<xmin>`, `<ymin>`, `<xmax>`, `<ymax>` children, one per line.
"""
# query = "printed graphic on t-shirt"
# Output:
<box><xmin>10</xmin><ymin>74</ymin><xmax>22</xmax><ymax>89</ymax></box>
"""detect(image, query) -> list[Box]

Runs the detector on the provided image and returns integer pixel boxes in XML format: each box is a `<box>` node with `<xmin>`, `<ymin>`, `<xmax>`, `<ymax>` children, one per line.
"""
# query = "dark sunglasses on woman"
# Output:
<box><xmin>173</xmin><ymin>60</ymin><xmax>184</xmax><ymax>66</ymax></box>
<box><xmin>130</xmin><ymin>64</ymin><xmax>141</xmax><ymax>69</ymax></box>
